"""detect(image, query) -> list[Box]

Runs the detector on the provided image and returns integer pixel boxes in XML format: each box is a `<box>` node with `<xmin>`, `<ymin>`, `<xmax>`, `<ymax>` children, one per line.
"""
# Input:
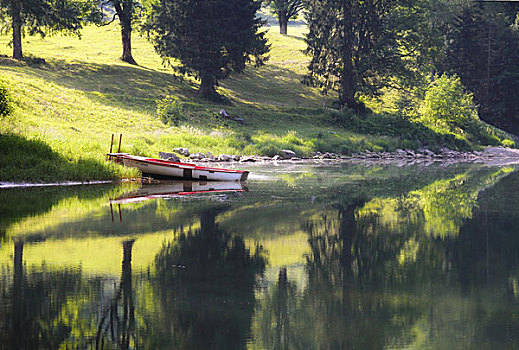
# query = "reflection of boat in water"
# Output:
<box><xmin>110</xmin><ymin>181</ymin><xmax>247</xmax><ymax>205</ymax></box>
<box><xmin>107</xmin><ymin>153</ymin><xmax>249</xmax><ymax>181</ymax></box>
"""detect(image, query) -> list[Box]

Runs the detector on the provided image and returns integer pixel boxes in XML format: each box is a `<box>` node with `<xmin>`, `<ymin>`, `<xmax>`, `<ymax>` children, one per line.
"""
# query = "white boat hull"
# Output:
<box><xmin>114</xmin><ymin>154</ymin><xmax>248</xmax><ymax>181</ymax></box>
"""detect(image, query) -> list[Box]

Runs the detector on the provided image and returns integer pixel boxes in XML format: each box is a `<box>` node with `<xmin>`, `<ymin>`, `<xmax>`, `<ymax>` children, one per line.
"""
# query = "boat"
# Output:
<box><xmin>107</xmin><ymin>153</ymin><xmax>249</xmax><ymax>181</ymax></box>
<box><xmin>110</xmin><ymin>181</ymin><xmax>247</xmax><ymax>205</ymax></box>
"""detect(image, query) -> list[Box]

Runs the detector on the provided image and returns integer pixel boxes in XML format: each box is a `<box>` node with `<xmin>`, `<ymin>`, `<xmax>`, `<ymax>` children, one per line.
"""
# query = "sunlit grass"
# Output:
<box><xmin>0</xmin><ymin>22</ymin><xmax>512</xmax><ymax>182</ymax></box>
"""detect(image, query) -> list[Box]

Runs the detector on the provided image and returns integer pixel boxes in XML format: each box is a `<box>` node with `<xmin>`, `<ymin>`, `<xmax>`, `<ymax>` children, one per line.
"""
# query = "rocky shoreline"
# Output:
<box><xmin>158</xmin><ymin>146</ymin><xmax>519</xmax><ymax>166</ymax></box>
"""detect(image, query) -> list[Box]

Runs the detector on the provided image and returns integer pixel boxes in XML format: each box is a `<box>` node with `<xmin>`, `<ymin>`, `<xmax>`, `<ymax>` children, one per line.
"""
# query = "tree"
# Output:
<box><xmin>439</xmin><ymin>2</ymin><xmax>519</xmax><ymax>134</ymax></box>
<box><xmin>100</xmin><ymin>0</ymin><xmax>139</xmax><ymax>64</ymax></box>
<box><xmin>264</xmin><ymin>0</ymin><xmax>304</xmax><ymax>35</ymax></box>
<box><xmin>145</xmin><ymin>0</ymin><xmax>269</xmax><ymax>100</ymax></box>
<box><xmin>303</xmin><ymin>0</ymin><xmax>429</xmax><ymax>110</ymax></box>
<box><xmin>0</xmin><ymin>0</ymin><xmax>98</xmax><ymax>60</ymax></box>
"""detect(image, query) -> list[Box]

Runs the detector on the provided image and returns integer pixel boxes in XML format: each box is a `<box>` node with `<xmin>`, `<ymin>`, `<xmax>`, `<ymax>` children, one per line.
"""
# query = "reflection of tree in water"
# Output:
<box><xmin>254</xmin><ymin>203</ymin><xmax>422</xmax><ymax>349</ymax></box>
<box><xmin>96</xmin><ymin>240</ymin><xmax>136</xmax><ymax>349</ymax></box>
<box><xmin>253</xmin><ymin>169</ymin><xmax>519</xmax><ymax>349</ymax></box>
<box><xmin>254</xmin><ymin>267</ymin><xmax>297</xmax><ymax>350</ymax></box>
<box><xmin>0</xmin><ymin>241</ymin><xmax>84</xmax><ymax>349</ymax></box>
<box><xmin>152</xmin><ymin>208</ymin><xmax>266</xmax><ymax>349</ymax></box>
<box><xmin>303</xmin><ymin>203</ymin><xmax>421</xmax><ymax>349</ymax></box>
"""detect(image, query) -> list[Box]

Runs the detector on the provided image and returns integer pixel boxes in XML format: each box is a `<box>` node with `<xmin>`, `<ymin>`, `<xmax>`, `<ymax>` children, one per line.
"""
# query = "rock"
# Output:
<box><xmin>291</xmin><ymin>157</ymin><xmax>302</xmax><ymax>161</ymax></box>
<box><xmin>272</xmin><ymin>155</ymin><xmax>282</xmax><ymax>161</ymax></box>
<box><xmin>423</xmin><ymin>149</ymin><xmax>435</xmax><ymax>157</ymax></box>
<box><xmin>323</xmin><ymin>152</ymin><xmax>335</xmax><ymax>159</ymax></box>
<box><xmin>240</xmin><ymin>156</ymin><xmax>257</xmax><ymax>162</ymax></box>
<box><xmin>218</xmin><ymin>154</ymin><xmax>231</xmax><ymax>161</ymax></box>
<box><xmin>158</xmin><ymin>152</ymin><xmax>180</xmax><ymax>162</ymax></box>
<box><xmin>231</xmin><ymin>155</ymin><xmax>241</xmax><ymax>161</ymax></box>
<box><xmin>281</xmin><ymin>149</ymin><xmax>296</xmax><ymax>159</ymax></box>
<box><xmin>190</xmin><ymin>152</ymin><xmax>205</xmax><ymax>160</ymax></box>
<box><xmin>174</xmin><ymin>147</ymin><xmax>189</xmax><ymax>156</ymax></box>
<box><xmin>206</xmin><ymin>151</ymin><xmax>216</xmax><ymax>161</ymax></box>
<box><xmin>219</xmin><ymin>109</ymin><xmax>245</xmax><ymax>124</ymax></box>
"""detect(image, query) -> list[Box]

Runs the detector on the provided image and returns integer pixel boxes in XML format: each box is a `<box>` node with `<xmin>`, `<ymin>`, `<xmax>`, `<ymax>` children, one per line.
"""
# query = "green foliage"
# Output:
<box><xmin>156</xmin><ymin>96</ymin><xmax>185</xmax><ymax>125</ymax></box>
<box><xmin>0</xmin><ymin>80</ymin><xmax>13</xmax><ymax>118</ymax></box>
<box><xmin>0</xmin><ymin>133</ymin><xmax>135</xmax><ymax>181</ymax></box>
<box><xmin>439</xmin><ymin>2</ymin><xmax>519</xmax><ymax>134</ymax></box>
<box><xmin>420</xmin><ymin>74</ymin><xmax>478</xmax><ymax>133</ymax></box>
<box><xmin>263</xmin><ymin>0</ymin><xmax>304</xmax><ymax>34</ymax></box>
<box><xmin>502</xmin><ymin>139</ymin><xmax>516</xmax><ymax>148</ymax></box>
<box><xmin>0</xmin><ymin>0</ymin><xmax>101</xmax><ymax>57</ymax></box>
<box><xmin>144</xmin><ymin>0</ymin><xmax>270</xmax><ymax>98</ymax></box>
<box><xmin>303</xmin><ymin>0</ymin><xmax>427</xmax><ymax>106</ymax></box>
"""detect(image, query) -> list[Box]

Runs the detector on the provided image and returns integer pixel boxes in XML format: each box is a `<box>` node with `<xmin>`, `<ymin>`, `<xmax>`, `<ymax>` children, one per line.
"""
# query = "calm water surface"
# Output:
<box><xmin>1</xmin><ymin>162</ymin><xmax>519</xmax><ymax>349</ymax></box>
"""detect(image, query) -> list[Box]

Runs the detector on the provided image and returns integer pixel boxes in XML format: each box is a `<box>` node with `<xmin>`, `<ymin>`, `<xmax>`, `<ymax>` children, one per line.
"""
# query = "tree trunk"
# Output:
<box><xmin>121</xmin><ymin>240</ymin><xmax>135</xmax><ymax>350</ymax></box>
<box><xmin>11</xmin><ymin>0</ymin><xmax>23</xmax><ymax>60</ymax></box>
<box><xmin>114</xmin><ymin>1</ymin><xmax>137</xmax><ymax>65</ymax></box>
<box><xmin>121</xmin><ymin>26</ymin><xmax>136</xmax><ymax>64</ymax></box>
<box><xmin>199</xmin><ymin>75</ymin><xmax>219</xmax><ymax>100</ymax></box>
<box><xmin>278</xmin><ymin>12</ymin><xmax>288</xmax><ymax>35</ymax></box>
<box><xmin>340</xmin><ymin>0</ymin><xmax>356</xmax><ymax>109</ymax></box>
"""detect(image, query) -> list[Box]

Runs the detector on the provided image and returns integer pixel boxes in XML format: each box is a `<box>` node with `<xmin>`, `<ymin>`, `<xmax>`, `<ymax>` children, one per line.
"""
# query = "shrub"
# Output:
<box><xmin>420</xmin><ymin>74</ymin><xmax>479</xmax><ymax>132</ymax></box>
<box><xmin>502</xmin><ymin>139</ymin><xmax>516</xmax><ymax>148</ymax></box>
<box><xmin>0</xmin><ymin>80</ymin><xmax>13</xmax><ymax>118</ymax></box>
<box><xmin>156</xmin><ymin>96</ymin><xmax>185</xmax><ymax>125</ymax></box>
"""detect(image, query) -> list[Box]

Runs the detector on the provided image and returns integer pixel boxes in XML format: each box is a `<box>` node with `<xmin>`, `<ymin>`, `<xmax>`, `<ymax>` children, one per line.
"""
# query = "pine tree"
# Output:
<box><xmin>441</xmin><ymin>2</ymin><xmax>519</xmax><ymax>133</ymax></box>
<box><xmin>303</xmin><ymin>0</ymin><xmax>425</xmax><ymax>110</ymax></box>
<box><xmin>145</xmin><ymin>0</ymin><xmax>269</xmax><ymax>100</ymax></box>
<box><xmin>264</xmin><ymin>0</ymin><xmax>304</xmax><ymax>35</ymax></box>
<box><xmin>0</xmin><ymin>0</ymin><xmax>99</xmax><ymax>60</ymax></box>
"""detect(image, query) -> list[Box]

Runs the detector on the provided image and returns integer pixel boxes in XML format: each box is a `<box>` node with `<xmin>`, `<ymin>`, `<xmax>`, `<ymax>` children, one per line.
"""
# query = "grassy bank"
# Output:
<box><xmin>0</xmin><ymin>23</ymin><xmax>513</xmax><ymax>182</ymax></box>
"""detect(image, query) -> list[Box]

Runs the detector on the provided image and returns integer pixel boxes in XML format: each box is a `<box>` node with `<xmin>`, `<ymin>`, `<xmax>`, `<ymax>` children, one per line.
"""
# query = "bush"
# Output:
<box><xmin>156</xmin><ymin>96</ymin><xmax>185</xmax><ymax>125</ymax></box>
<box><xmin>502</xmin><ymin>139</ymin><xmax>516</xmax><ymax>148</ymax></box>
<box><xmin>0</xmin><ymin>80</ymin><xmax>13</xmax><ymax>118</ymax></box>
<box><xmin>420</xmin><ymin>74</ymin><xmax>479</xmax><ymax>132</ymax></box>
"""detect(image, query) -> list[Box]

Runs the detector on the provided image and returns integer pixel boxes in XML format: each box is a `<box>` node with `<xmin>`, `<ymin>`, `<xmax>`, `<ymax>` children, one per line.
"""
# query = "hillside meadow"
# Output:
<box><xmin>0</xmin><ymin>23</ymin><xmax>512</xmax><ymax>182</ymax></box>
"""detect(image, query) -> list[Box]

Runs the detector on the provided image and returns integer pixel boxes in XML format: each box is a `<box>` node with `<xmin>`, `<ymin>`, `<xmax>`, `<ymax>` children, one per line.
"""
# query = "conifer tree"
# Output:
<box><xmin>303</xmin><ymin>0</ymin><xmax>424</xmax><ymax>110</ymax></box>
<box><xmin>0</xmin><ymin>0</ymin><xmax>98</xmax><ymax>60</ymax></box>
<box><xmin>145</xmin><ymin>0</ymin><xmax>269</xmax><ymax>100</ymax></box>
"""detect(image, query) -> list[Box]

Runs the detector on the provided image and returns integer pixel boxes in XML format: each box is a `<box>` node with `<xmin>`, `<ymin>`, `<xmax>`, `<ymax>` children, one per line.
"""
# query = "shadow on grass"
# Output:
<box><xmin>0</xmin><ymin>133</ymin><xmax>121</xmax><ymax>182</ymax></box>
<box><xmin>1</xmin><ymin>53</ymin><xmax>326</xmax><ymax>117</ymax></box>
<box><xmin>0</xmin><ymin>57</ymin><xmax>202</xmax><ymax>113</ymax></box>
<box><xmin>222</xmin><ymin>64</ymin><xmax>327</xmax><ymax>108</ymax></box>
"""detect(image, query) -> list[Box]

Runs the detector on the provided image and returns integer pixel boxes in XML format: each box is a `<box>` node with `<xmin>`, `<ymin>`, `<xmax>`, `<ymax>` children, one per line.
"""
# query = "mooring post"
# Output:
<box><xmin>117</xmin><ymin>134</ymin><xmax>122</xmax><ymax>153</ymax></box>
<box><xmin>110</xmin><ymin>134</ymin><xmax>114</xmax><ymax>153</ymax></box>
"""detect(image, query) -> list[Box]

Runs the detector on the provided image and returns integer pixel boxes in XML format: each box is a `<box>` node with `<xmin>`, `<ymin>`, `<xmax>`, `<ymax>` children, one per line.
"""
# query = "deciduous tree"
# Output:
<box><xmin>0</xmin><ymin>0</ymin><xmax>98</xmax><ymax>59</ymax></box>
<box><xmin>99</xmin><ymin>0</ymin><xmax>139</xmax><ymax>64</ymax></box>
<box><xmin>264</xmin><ymin>0</ymin><xmax>304</xmax><ymax>35</ymax></box>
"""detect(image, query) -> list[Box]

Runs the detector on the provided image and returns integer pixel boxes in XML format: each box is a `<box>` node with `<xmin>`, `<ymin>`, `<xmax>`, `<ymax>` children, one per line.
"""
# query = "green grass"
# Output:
<box><xmin>0</xmin><ymin>23</ymin><xmax>513</xmax><ymax>182</ymax></box>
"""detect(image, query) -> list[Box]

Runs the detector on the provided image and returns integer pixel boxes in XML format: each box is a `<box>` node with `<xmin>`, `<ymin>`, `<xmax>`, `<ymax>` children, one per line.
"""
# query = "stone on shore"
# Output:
<box><xmin>218</xmin><ymin>154</ymin><xmax>231</xmax><ymax>161</ymax></box>
<box><xmin>174</xmin><ymin>147</ymin><xmax>189</xmax><ymax>156</ymax></box>
<box><xmin>281</xmin><ymin>149</ymin><xmax>296</xmax><ymax>159</ymax></box>
<box><xmin>158</xmin><ymin>152</ymin><xmax>180</xmax><ymax>162</ymax></box>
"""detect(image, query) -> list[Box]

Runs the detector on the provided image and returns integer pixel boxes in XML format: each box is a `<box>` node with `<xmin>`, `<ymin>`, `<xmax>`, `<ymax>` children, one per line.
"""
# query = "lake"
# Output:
<box><xmin>1</xmin><ymin>162</ymin><xmax>519</xmax><ymax>349</ymax></box>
